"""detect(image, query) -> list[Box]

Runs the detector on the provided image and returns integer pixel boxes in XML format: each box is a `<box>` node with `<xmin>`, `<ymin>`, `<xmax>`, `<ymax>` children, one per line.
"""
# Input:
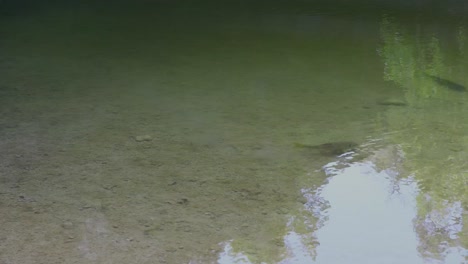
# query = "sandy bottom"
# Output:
<box><xmin>0</xmin><ymin>67</ymin><xmax>370</xmax><ymax>264</ymax></box>
<box><xmin>0</xmin><ymin>50</ymin><xmax>392</xmax><ymax>263</ymax></box>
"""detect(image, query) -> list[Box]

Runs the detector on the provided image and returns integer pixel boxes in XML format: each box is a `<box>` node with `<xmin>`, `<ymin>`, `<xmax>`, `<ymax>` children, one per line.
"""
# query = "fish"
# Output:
<box><xmin>294</xmin><ymin>141</ymin><xmax>358</xmax><ymax>157</ymax></box>
<box><xmin>425</xmin><ymin>74</ymin><xmax>466</xmax><ymax>92</ymax></box>
<box><xmin>377</xmin><ymin>100</ymin><xmax>408</xmax><ymax>106</ymax></box>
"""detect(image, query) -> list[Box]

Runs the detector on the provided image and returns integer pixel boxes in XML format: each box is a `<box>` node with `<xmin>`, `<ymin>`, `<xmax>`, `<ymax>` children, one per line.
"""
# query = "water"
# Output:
<box><xmin>0</xmin><ymin>1</ymin><xmax>467</xmax><ymax>263</ymax></box>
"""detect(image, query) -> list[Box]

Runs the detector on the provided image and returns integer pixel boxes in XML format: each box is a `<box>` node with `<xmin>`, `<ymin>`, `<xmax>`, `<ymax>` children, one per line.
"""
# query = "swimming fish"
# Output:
<box><xmin>294</xmin><ymin>141</ymin><xmax>358</xmax><ymax>157</ymax></box>
<box><xmin>377</xmin><ymin>100</ymin><xmax>408</xmax><ymax>106</ymax></box>
<box><xmin>425</xmin><ymin>74</ymin><xmax>466</xmax><ymax>92</ymax></box>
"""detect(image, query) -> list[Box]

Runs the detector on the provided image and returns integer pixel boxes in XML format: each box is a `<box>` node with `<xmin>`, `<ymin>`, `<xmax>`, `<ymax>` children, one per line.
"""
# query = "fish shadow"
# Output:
<box><xmin>425</xmin><ymin>74</ymin><xmax>466</xmax><ymax>92</ymax></box>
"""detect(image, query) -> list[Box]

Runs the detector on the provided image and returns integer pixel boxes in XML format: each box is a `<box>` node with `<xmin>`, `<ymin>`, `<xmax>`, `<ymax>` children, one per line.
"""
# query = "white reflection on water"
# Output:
<box><xmin>218</xmin><ymin>242</ymin><xmax>251</xmax><ymax>264</ymax></box>
<box><xmin>312</xmin><ymin>160</ymin><xmax>422</xmax><ymax>264</ymax></box>
<box><xmin>216</xmin><ymin>150</ymin><xmax>467</xmax><ymax>264</ymax></box>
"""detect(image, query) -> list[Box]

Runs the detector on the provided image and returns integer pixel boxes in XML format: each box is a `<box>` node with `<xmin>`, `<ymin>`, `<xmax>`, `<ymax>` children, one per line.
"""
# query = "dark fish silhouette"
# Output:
<box><xmin>294</xmin><ymin>141</ymin><xmax>358</xmax><ymax>157</ymax></box>
<box><xmin>377</xmin><ymin>100</ymin><xmax>407</xmax><ymax>106</ymax></box>
<box><xmin>425</xmin><ymin>74</ymin><xmax>466</xmax><ymax>92</ymax></box>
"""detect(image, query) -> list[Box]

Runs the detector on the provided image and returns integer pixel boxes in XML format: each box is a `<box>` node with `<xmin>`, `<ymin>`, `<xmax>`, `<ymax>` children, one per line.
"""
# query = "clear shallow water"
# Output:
<box><xmin>0</xmin><ymin>1</ymin><xmax>467</xmax><ymax>263</ymax></box>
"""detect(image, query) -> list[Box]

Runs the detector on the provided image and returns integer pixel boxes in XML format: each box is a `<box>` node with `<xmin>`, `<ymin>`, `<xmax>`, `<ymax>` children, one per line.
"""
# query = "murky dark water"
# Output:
<box><xmin>0</xmin><ymin>1</ymin><xmax>467</xmax><ymax>263</ymax></box>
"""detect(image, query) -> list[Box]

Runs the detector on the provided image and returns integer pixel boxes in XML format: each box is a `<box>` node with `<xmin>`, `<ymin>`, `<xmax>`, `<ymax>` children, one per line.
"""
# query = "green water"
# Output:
<box><xmin>0</xmin><ymin>1</ymin><xmax>467</xmax><ymax>263</ymax></box>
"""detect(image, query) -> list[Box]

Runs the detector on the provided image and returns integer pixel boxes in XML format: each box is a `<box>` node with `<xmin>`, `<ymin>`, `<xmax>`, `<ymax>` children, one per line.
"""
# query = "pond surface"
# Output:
<box><xmin>0</xmin><ymin>1</ymin><xmax>467</xmax><ymax>263</ymax></box>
